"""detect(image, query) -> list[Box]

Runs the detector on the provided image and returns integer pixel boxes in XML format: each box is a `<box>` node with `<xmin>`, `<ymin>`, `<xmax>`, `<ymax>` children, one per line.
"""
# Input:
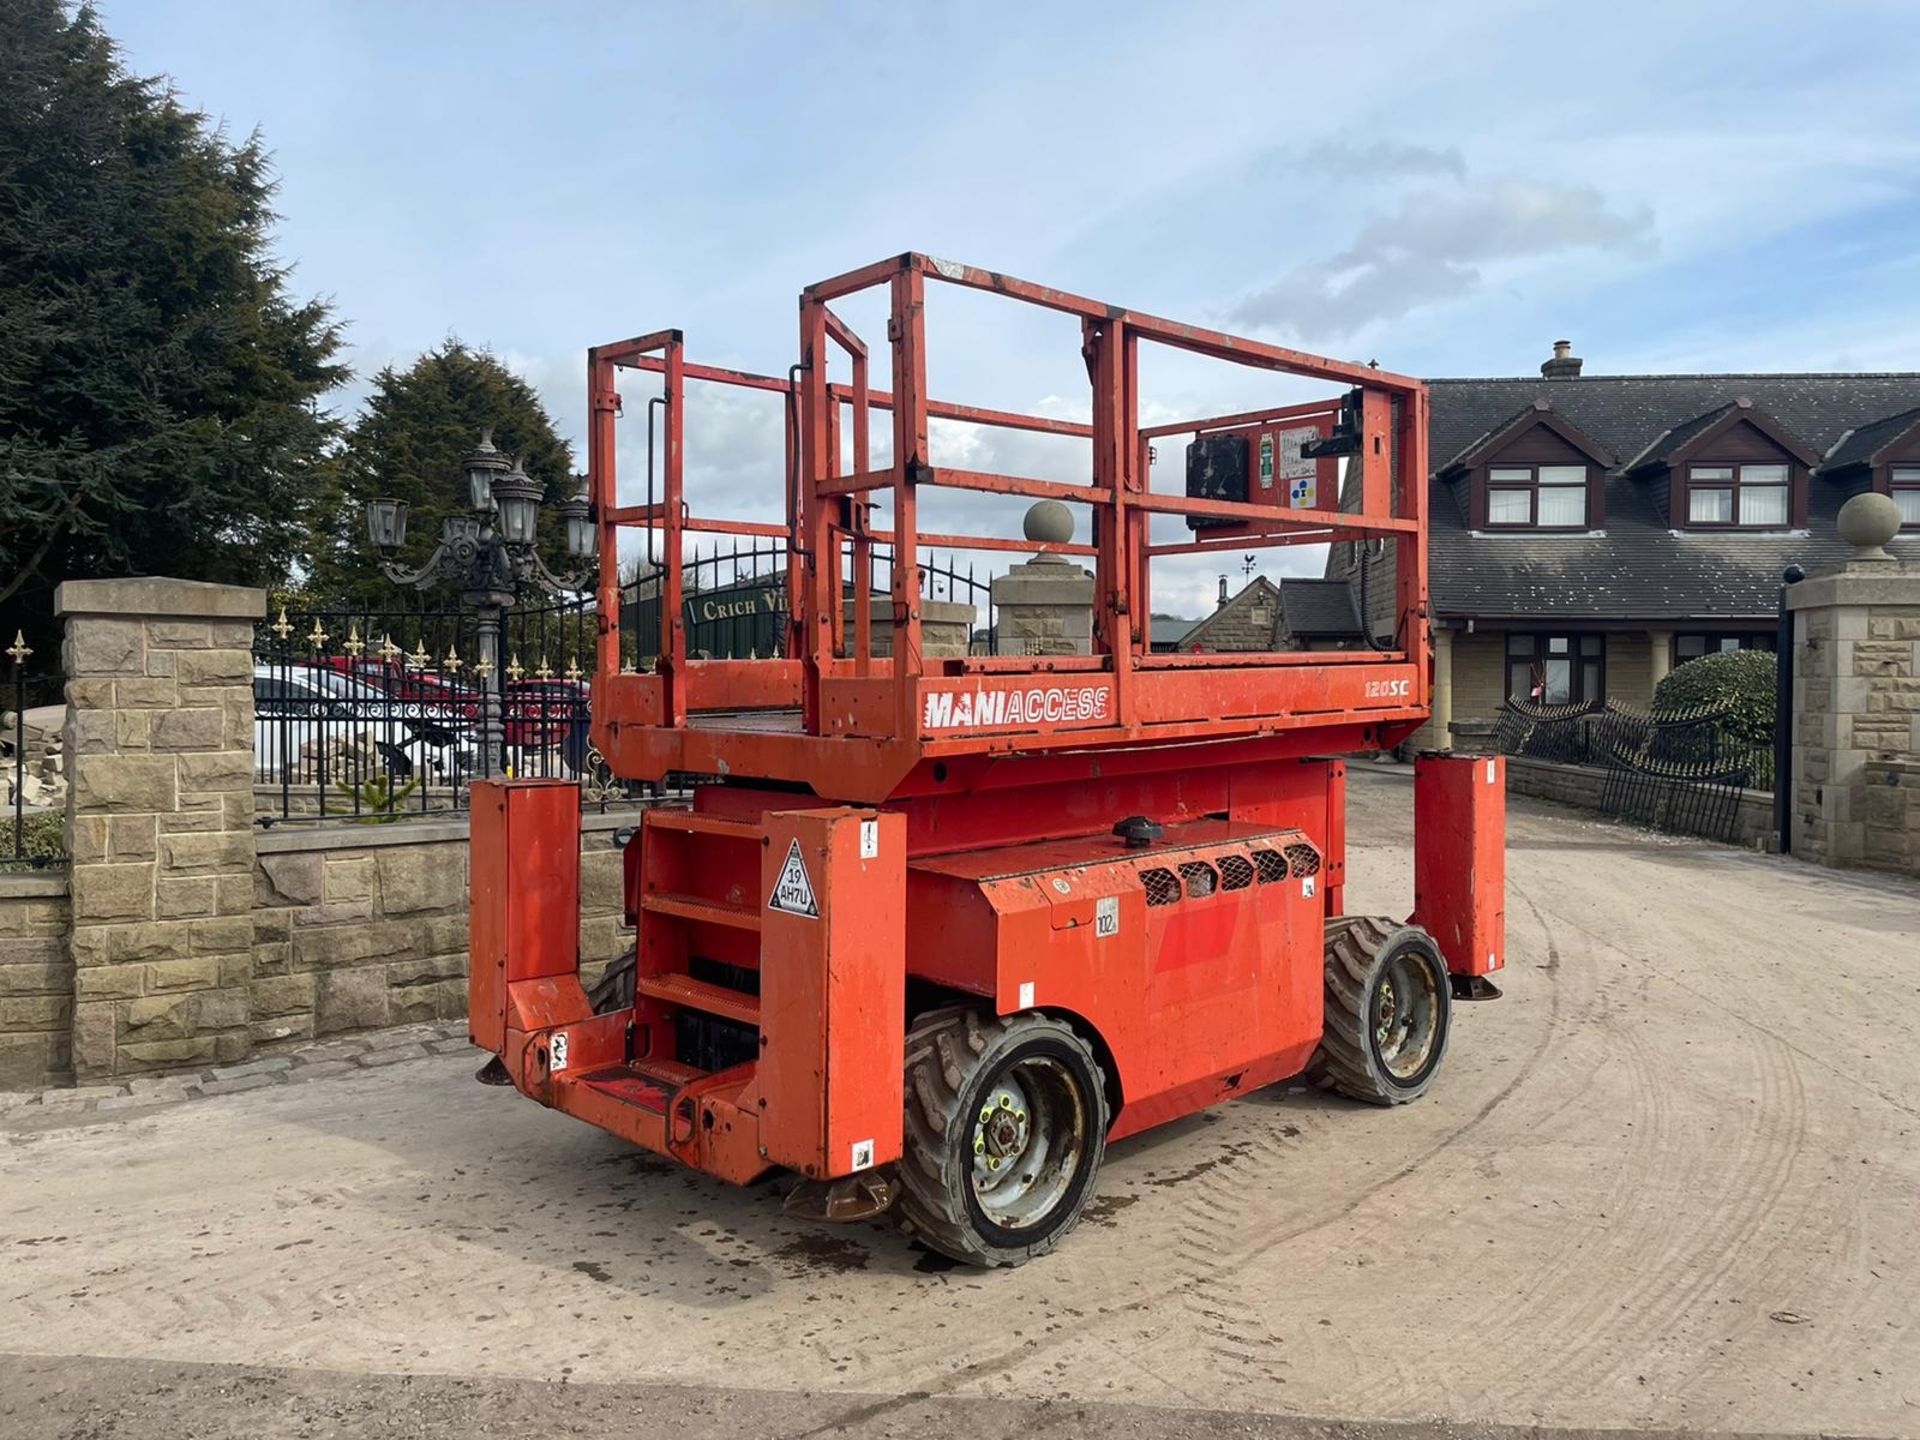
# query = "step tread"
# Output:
<box><xmin>644</xmin><ymin>809</ymin><xmax>761</xmax><ymax>838</ymax></box>
<box><xmin>634</xmin><ymin>972</ymin><xmax>761</xmax><ymax>1028</ymax></box>
<box><xmin>575</xmin><ymin>1057</ymin><xmax>717</xmax><ymax>1115</ymax></box>
<box><xmin>640</xmin><ymin>890</ymin><xmax>761</xmax><ymax>931</ymax></box>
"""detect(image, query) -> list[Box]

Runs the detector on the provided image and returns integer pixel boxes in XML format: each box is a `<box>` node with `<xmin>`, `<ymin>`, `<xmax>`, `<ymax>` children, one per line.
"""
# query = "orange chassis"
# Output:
<box><xmin>468</xmin><ymin>253</ymin><xmax>1506</xmax><ymax>1233</ymax></box>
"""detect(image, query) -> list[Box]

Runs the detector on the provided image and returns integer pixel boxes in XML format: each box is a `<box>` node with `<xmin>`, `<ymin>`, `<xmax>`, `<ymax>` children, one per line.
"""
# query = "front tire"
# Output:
<box><xmin>896</xmin><ymin>1008</ymin><xmax>1108</xmax><ymax>1268</ymax></box>
<box><xmin>1308</xmin><ymin>917</ymin><xmax>1451</xmax><ymax>1105</ymax></box>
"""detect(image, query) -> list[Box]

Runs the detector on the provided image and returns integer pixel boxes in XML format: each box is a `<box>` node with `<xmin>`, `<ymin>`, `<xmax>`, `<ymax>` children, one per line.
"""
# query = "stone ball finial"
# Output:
<box><xmin>1836</xmin><ymin>491</ymin><xmax>1901</xmax><ymax>558</ymax></box>
<box><xmin>1023</xmin><ymin>499</ymin><xmax>1074</xmax><ymax>546</ymax></box>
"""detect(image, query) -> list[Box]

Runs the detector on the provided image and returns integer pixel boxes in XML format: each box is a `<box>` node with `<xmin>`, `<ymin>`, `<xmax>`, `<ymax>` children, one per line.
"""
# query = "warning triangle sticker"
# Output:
<box><xmin>768</xmin><ymin>839</ymin><xmax>819</xmax><ymax>918</ymax></box>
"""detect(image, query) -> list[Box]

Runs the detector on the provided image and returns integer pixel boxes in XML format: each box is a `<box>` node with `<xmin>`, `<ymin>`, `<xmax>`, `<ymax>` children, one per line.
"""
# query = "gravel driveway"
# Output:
<box><xmin>3</xmin><ymin>768</ymin><xmax>1916</xmax><ymax>1439</ymax></box>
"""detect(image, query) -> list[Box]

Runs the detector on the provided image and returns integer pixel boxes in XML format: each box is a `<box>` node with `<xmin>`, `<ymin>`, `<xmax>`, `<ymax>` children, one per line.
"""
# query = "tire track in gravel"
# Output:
<box><xmin>1490</xmin><ymin>971</ymin><xmax>1811</xmax><ymax>1413</ymax></box>
<box><xmin>1141</xmin><ymin>881</ymin><xmax>1575</xmax><ymax>1400</ymax></box>
<box><xmin>1455</xmin><ymin>994</ymin><xmax>1674</xmax><ymax>1367</ymax></box>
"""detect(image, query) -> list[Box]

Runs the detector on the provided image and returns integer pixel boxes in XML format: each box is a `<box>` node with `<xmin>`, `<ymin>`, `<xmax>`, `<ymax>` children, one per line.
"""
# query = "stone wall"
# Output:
<box><xmin>251</xmin><ymin>813</ymin><xmax>631</xmax><ymax>1045</ymax></box>
<box><xmin>1788</xmin><ymin>559</ymin><xmax>1920</xmax><ymax>872</ymax></box>
<box><xmin>1862</xmin><ymin>759</ymin><xmax>1920</xmax><ymax>877</ymax></box>
<box><xmin>0</xmin><ymin>875</ymin><xmax>72</xmax><ymax>1087</ymax></box>
<box><xmin>57</xmin><ymin>579</ymin><xmax>264</xmax><ymax>1080</ymax></box>
<box><xmin>0</xmin><ymin>573</ymin><xmax>658</xmax><ymax>1092</ymax></box>
<box><xmin>1407</xmin><ymin>628</ymin><xmax>1505</xmax><ymax>752</ymax></box>
<box><xmin>1506</xmin><ymin>756</ymin><xmax>1774</xmax><ymax>849</ymax></box>
<box><xmin>1606</xmin><ymin>631</ymin><xmax>1656</xmax><ymax>709</ymax></box>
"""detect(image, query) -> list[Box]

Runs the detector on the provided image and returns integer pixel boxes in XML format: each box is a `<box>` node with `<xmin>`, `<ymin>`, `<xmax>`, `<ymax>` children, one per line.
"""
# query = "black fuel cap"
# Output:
<box><xmin>1113</xmin><ymin>815</ymin><xmax>1164</xmax><ymax>848</ymax></box>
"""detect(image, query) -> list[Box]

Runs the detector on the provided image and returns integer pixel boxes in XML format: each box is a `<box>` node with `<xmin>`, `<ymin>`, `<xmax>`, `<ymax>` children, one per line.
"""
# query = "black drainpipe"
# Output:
<box><xmin>1773</xmin><ymin>564</ymin><xmax>1805</xmax><ymax>852</ymax></box>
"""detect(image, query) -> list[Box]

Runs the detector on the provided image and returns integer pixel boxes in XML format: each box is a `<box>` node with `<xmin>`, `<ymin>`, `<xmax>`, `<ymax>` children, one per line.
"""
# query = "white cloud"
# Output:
<box><xmin>1230</xmin><ymin>178</ymin><xmax>1657</xmax><ymax>339</ymax></box>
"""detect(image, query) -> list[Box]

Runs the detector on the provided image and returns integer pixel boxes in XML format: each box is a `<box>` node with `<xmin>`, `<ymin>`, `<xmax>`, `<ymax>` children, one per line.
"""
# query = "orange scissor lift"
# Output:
<box><xmin>469</xmin><ymin>254</ymin><xmax>1505</xmax><ymax>1266</ymax></box>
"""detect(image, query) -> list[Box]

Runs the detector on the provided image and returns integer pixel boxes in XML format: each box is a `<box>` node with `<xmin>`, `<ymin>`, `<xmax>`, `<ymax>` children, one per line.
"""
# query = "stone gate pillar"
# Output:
<box><xmin>55</xmin><ymin>578</ymin><xmax>265</xmax><ymax>1079</ymax></box>
<box><xmin>1786</xmin><ymin>497</ymin><xmax>1920</xmax><ymax>875</ymax></box>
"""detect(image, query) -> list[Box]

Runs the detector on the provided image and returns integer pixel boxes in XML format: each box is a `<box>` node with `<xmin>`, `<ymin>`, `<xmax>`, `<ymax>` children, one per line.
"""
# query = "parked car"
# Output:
<box><xmin>311</xmin><ymin>657</ymin><xmax>479</xmax><ymax>718</ymax></box>
<box><xmin>252</xmin><ymin>666</ymin><xmax>475</xmax><ymax>785</ymax></box>
<box><xmin>502</xmin><ymin>678</ymin><xmax>590</xmax><ymax>750</ymax></box>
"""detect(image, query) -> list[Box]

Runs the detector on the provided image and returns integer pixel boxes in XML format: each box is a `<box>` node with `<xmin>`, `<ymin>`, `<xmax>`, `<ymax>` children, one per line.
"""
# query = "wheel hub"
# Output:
<box><xmin>1373</xmin><ymin>954</ymin><xmax>1439</xmax><ymax>1081</ymax></box>
<box><xmin>973</xmin><ymin>1083</ymin><xmax>1031</xmax><ymax>1173</ymax></box>
<box><xmin>965</xmin><ymin>1055</ymin><xmax>1088</xmax><ymax>1231</ymax></box>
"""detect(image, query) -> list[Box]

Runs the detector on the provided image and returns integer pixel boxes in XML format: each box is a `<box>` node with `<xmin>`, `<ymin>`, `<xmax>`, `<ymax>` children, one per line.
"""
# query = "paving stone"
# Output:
<box><xmin>428</xmin><ymin>1038</ymin><xmax>475</xmax><ymax>1055</ymax></box>
<box><xmin>206</xmin><ymin>1057</ymin><xmax>294</xmax><ymax>1082</ymax></box>
<box><xmin>282</xmin><ymin>1060</ymin><xmax>356</xmax><ymax>1083</ymax></box>
<box><xmin>192</xmin><ymin>1073</ymin><xmax>281</xmax><ymax>1097</ymax></box>
<box><xmin>126</xmin><ymin>1074</ymin><xmax>194</xmax><ymax>1096</ymax></box>
<box><xmin>38</xmin><ymin>1083</ymin><xmax>128</xmax><ymax>1106</ymax></box>
<box><xmin>291</xmin><ymin>1038</ymin><xmax>374</xmax><ymax>1064</ymax></box>
<box><xmin>356</xmin><ymin>1044</ymin><xmax>428</xmax><ymax>1068</ymax></box>
<box><xmin>96</xmin><ymin>1087</ymin><xmax>188</xmax><ymax>1111</ymax></box>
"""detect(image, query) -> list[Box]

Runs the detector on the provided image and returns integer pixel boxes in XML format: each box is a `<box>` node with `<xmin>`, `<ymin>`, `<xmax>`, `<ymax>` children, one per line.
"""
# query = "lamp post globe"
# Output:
<box><xmin>556</xmin><ymin>482</ymin><xmax>596</xmax><ymax>559</ymax></box>
<box><xmin>464</xmin><ymin>427</ymin><xmax>510</xmax><ymax>513</ymax></box>
<box><xmin>490</xmin><ymin>457</ymin><xmax>545</xmax><ymax>547</ymax></box>
<box><xmin>365</xmin><ymin>496</ymin><xmax>409</xmax><ymax>551</ymax></box>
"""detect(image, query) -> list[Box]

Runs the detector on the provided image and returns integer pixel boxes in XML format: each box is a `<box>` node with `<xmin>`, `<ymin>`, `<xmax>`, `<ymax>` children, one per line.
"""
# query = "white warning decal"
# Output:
<box><xmin>549</xmin><ymin>1031</ymin><xmax>569</xmax><ymax>1073</ymax></box>
<box><xmin>768</xmin><ymin>839</ymin><xmax>820</xmax><ymax>918</ymax></box>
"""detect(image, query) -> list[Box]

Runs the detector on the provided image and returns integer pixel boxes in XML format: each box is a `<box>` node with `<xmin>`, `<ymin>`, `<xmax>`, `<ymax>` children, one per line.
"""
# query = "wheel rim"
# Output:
<box><xmin>1373</xmin><ymin>949</ymin><xmax>1441</xmax><ymax>1083</ymax></box>
<box><xmin>968</xmin><ymin>1055</ymin><xmax>1088</xmax><ymax>1232</ymax></box>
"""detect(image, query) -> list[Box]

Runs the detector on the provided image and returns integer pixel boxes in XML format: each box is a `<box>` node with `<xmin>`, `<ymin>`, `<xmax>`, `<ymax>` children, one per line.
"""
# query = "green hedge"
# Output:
<box><xmin>1653</xmin><ymin>647</ymin><xmax>1777</xmax><ymax>749</ymax></box>
<box><xmin>8</xmin><ymin>811</ymin><xmax>66</xmax><ymax>864</ymax></box>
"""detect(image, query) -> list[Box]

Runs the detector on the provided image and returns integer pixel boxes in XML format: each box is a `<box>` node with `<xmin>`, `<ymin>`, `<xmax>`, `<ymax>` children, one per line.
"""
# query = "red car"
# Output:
<box><xmin>503</xmin><ymin>679</ymin><xmax>589</xmax><ymax>749</ymax></box>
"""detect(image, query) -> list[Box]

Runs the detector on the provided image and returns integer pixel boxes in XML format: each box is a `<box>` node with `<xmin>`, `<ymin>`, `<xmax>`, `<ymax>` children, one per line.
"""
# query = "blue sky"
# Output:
<box><xmin>102</xmin><ymin>1</ymin><xmax>1920</xmax><ymax>612</ymax></box>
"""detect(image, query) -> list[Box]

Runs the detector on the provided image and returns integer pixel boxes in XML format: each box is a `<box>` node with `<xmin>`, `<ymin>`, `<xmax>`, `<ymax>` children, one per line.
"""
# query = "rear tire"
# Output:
<box><xmin>587</xmin><ymin>946</ymin><xmax>636</xmax><ymax>1014</ymax></box>
<box><xmin>1307</xmin><ymin>917</ymin><xmax>1451</xmax><ymax>1105</ymax></box>
<box><xmin>896</xmin><ymin>1008</ymin><xmax>1108</xmax><ymax>1268</ymax></box>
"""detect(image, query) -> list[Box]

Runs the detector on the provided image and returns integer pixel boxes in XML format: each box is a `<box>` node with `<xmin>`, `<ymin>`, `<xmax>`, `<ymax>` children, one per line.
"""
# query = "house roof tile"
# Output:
<box><xmin>1821</xmin><ymin>405</ymin><xmax>1920</xmax><ymax>471</ymax></box>
<box><xmin>1420</xmin><ymin>374</ymin><xmax>1920</xmax><ymax>622</ymax></box>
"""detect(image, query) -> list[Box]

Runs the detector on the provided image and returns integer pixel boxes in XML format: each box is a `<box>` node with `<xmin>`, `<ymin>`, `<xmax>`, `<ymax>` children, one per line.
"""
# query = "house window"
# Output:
<box><xmin>1686</xmin><ymin>462</ymin><xmax>1790</xmax><ymax>528</ymax></box>
<box><xmin>1506</xmin><ymin>633</ymin><xmax>1604</xmax><ymax>705</ymax></box>
<box><xmin>1893</xmin><ymin>465</ymin><xmax>1920</xmax><ymax>528</ymax></box>
<box><xmin>1486</xmin><ymin>464</ymin><xmax>1588</xmax><ymax>529</ymax></box>
<box><xmin>1675</xmin><ymin>632</ymin><xmax>1777</xmax><ymax>664</ymax></box>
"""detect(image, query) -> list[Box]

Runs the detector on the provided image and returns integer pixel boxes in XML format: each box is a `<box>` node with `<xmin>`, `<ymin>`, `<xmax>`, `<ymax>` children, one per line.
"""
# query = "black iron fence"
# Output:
<box><xmin>251</xmin><ymin>600</ymin><xmax>624</xmax><ymax>825</ymax></box>
<box><xmin>5</xmin><ymin>631</ymin><xmax>66</xmax><ymax>871</ymax></box>
<box><xmin>619</xmin><ymin>540</ymin><xmax>996</xmax><ymax>668</ymax></box>
<box><xmin>621</xmin><ymin>539</ymin><xmax>789</xmax><ymax>668</ymax></box>
<box><xmin>1493</xmin><ymin>697</ymin><xmax>1774</xmax><ymax>843</ymax></box>
<box><xmin>255</xmin><ymin>543</ymin><xmax>1001</xmax><ymax>825</ymax></box>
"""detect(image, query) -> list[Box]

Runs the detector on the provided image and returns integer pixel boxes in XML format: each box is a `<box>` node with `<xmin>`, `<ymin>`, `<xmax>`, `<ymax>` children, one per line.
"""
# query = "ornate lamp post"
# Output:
<box><xmin>363</xmin><ymin>429</ymin><xmax>594</xmax><ymax>775</ymax></box>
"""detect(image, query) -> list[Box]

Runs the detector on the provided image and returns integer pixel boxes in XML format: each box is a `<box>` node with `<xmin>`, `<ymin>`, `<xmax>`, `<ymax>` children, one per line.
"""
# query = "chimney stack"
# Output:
<box><xmin>1541</xmin><ymin>339</ymin><xmax>1583</xmax><ymax>380</ymax></box>
<box><xmin>1217</xmin><ymin>575</ymin><xmax>1228</xmax><ymax>609</ymax></box>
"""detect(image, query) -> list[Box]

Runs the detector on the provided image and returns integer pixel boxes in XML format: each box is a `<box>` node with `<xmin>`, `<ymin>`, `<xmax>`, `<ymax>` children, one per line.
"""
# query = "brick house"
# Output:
<box><xmin>1326</xmin><ymin>346</ymin><xmax>1920</xmax><ymax>747</ymax></box>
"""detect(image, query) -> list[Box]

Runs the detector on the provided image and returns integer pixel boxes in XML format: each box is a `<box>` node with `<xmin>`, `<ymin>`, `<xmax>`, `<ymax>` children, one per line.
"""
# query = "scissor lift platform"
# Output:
<box><xmin>472</xmin><ymin>253</ymin><xmax>1507</xmax><ymax>1267</ymax></box>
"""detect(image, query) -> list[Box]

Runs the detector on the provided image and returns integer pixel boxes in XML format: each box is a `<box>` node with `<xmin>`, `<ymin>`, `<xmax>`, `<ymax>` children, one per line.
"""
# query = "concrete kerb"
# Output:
<box><xmin>0</xmin><ymin>1017</ymin><xmax>473</xmax><ymax>1122</ymax></box>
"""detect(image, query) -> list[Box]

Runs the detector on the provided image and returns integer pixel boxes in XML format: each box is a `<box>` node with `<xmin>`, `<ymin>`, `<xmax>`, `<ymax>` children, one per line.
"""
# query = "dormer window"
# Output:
<box><xmin>1686</xmin><ymin>462</ymin><xmax>1789</xmax><ymax>528</ymax></box>
<box><xmin>1894</xmin><ymin>465</ymin><xmax>1920</xmax><ymax>527</ymax></box>
<box><xmin>1487</xmin><ymin>464</ymin><xmax>1588</xmax><ymax>529</ymax></box>
<box><xmin>1442</xmin><ymin>399</ymin><xmax>1614</xmax><ymax>533</ymax></box>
